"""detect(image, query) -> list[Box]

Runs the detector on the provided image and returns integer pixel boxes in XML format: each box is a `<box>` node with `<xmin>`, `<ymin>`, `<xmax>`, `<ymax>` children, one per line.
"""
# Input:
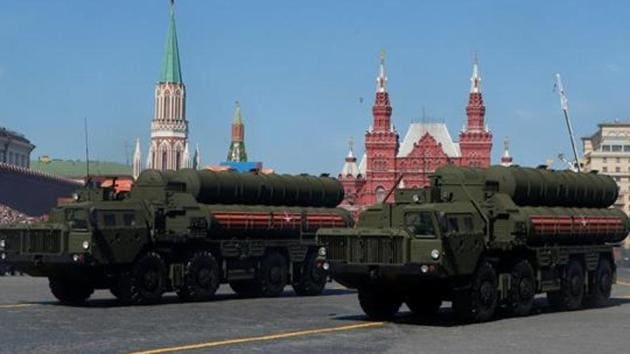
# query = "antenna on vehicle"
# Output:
<box><xmin>84</xmin><ymin>117</ymin><xmax>91</xmax><ymax>184</ymax></box>
<box><xmin>554</xmin><ymin>74</ymin><xmax>580</xmax><ymax>172</ymax></box>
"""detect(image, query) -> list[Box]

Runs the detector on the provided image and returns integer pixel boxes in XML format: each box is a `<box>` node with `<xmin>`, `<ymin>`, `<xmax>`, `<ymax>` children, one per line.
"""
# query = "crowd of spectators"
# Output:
<box><xmin>0</xmin><ymin>204</ymin><xmax>46</xmax><ymax>224</ymax></box>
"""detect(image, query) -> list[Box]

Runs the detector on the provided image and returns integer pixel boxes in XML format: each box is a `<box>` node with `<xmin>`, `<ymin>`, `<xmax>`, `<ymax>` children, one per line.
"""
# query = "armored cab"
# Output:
<box><xmin>0</xmin><ymin>169</ymin><xmax>352</xmax><ymax>305</ymax></box>
<box><xmin>318</xmin><ymin>165</ymin><xmax>629</xmax><ymax>322</ymax></box>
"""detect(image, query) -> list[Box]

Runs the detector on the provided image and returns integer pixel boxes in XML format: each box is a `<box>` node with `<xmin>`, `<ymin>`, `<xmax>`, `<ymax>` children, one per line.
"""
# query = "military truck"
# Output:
<box><xmin>0</xmin><ymin>169</ymin><xmax>353</xmax><ymax>304</ymax></box>
<box><xmin>318</xmin><ymin>165</ymin><xmax>629</xmax><ymax>322</ymax></box>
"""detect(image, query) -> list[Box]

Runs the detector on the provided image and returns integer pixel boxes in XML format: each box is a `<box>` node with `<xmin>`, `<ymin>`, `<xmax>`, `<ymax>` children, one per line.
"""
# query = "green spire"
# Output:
<box><xmin>160</xmin><ymin>1</ymin><xmax>183</xmax><ymax>84</ymax></box>
<box><xmin>233</xmin><ymin>101</ymin><xmax>243</xmax><ymax>124</ymax></box>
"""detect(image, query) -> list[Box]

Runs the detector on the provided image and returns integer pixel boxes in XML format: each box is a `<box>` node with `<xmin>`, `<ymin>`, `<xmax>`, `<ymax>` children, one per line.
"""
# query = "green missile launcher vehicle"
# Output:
<box><xmin>0</xmin><ymin>169</ymin><xmax>353</xmax><ymax>305</ymax></box>
<box><xmin>317</xmin><ymin>165</ymin><xmax>629</xmax><ymax>322</ymax></box>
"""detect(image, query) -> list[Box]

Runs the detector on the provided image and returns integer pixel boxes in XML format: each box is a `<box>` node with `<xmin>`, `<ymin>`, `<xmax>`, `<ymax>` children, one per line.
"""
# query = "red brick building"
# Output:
<box><xmin>338</xmin><ymin>54</ymin><xmax>493</xmax><ymax>212</ymax></box>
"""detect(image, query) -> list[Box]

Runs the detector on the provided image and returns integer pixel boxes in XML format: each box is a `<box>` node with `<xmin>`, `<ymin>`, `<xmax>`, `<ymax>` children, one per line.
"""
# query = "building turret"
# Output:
<box><xmin>227</xmin><ymin>101</ymin><xmax>248</xmax><ymax>162</ymax></box>
<box><xmin>459</xmin><ymin>54</ymin><xmax>493</xmax><ymax>167</ymax></box>
<box><xmin>361</xmin><ymin>50</ymin><xmax>400</xmax><ymax>204</ymax></box>
<box><xmin>372</xmin><ymin>50</ymin><xmax>393</xmax><ymax>132</ymax></box>
<box><xmin>148</xmin><ymin>0</ymin><xmax>188</xmax><ymax>171</ymax></box>
<box><xmin>340</xmin><ymin>139</ymin><xmax>361</xmax><ymax>178</ymax></box>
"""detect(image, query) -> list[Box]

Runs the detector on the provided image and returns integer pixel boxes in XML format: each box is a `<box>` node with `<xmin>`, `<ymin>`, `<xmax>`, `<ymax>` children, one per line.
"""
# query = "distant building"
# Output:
<box><xmin>0</xmin><ymin>127</ymin><xmax>35</xmax><ymax>168</ymax></box>
<box><xmin>338</xmin><ymin>52</ymin><xmax>493</xmax><ymax>209</ymax></box>
<box><xmin>134</xmin><ymin>1</ymin><xmax>196</xmax><ymax>173</ymax></box>
<box><xmin>582</xmin><ymin>122</ymin><xmax>630</xmax><ymax>248</ymax></box>
<box><xmin>221</xmin><ymin>102</ymin><xmax>263</xmax><ymax>172</ymax></box>
<box><xmin>31</xmin><ymin>157</ymin><xmax>132</xmax><ymax>183</ymax></box>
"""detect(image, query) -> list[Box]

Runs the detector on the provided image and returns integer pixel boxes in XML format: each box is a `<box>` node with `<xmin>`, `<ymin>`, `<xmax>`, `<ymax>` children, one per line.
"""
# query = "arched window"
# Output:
<box><xmin>162</xmin><ymin>151</ymin><xmax>168</xmax><ymax>170</ymax></box>
<box><xmin>176</xmin><ymin>152</ymin><xmax>181</xmax><ymax>170</ymax></box>
<box><xmin>375</xmin><ymin>186</ymin><xmax>386</xmax><ymax>203</ymax></box>
<box><xmin>164</xmin><ymin>90</ymin><xmax>171</xmax><ymax>119</ymax></box>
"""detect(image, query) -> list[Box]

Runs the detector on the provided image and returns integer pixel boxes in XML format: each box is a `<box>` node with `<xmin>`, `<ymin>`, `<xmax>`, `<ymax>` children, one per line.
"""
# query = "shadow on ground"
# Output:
<box><xmin>30</xmin><ymin>287</ymin><xmax>356</xmax><ymax>308</ymax></box>
<box><xmin>334</xmin><ymin>296</ymin><xmax>630</xmax><ymax>327</ymax></box>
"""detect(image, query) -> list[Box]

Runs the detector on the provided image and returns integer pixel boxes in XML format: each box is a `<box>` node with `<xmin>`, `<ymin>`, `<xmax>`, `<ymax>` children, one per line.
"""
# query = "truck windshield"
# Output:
<box><xmin>66</xmin><ymin>208</ymin><xmax>89</xmax><ymax>230</ymax></box>
<box><xmin>405</xmin><ymin>212</ymin><xmax>436</xmax><ymax>238</ymax></box>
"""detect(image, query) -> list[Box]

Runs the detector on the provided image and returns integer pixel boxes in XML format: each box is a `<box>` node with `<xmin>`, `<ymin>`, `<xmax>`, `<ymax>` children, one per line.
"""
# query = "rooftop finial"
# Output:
<box><xmin>470</xmin><ymin>51</ymin><xmax>481</xmax><ymax>93</ymax></box>
<box><xmin>233</xmin><ymin>101</ymin><xmax>243</xmax><ymax>124</ymax></box>
<box><xmin>376</xmin><ymin>49</ymin><xmax>387</xmax><ymax>93</ymax></box>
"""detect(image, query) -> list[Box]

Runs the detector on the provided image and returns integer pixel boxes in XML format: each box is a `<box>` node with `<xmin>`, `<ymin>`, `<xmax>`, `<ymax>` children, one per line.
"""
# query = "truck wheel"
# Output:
<box><xmin>292</xmin><ymin>252</ymin><xmax>326</xmax><ymax>296</ymax></box>
<box><xmin>358</xmin><ymin>290</ymin><xmax>402</xmax><ymax>321</ymax></box>
<box><xmin>229</xmin><ymin>280</ymin><xmax>261</xmax><ymax>298</ymax></box>
<box><xmin>177</xmin><ymin>251</ymin><xmax>221</xmax><ymax>302</ymax></box>
<box><xmin>584</xmin><ymin>258</ymin><xmax>612</xmax><ymax>308</ymax></box>
<box><xmin>117</xmin><ymin>252</ymin><xmax>167</xmax><ymax>305</ymax></box>
<box><xmin>547</xmin><ymin>259</ymin><xmax>584</xmax><ymax>311</ymax></box>
<box><xmin>406</xmin><ymin>294</ymin><xmax>441</xmax><ymax>316</ymax></box>
<box><xmin>453</xmin><ymin>261</ymin><xmax>498</xmax><ymax>322</ymax></box>
<box><xmin>509</xmin><ymin>260</ymin><xmax>535</xmax><ymax>316</ymax></box>
<box><xmin>49</xmin><ymin>277</ymin><xmax>94</xmax><ymax>305</ymax></box>
<box><xmin>259</xmin><ymin>252</ymin><xmax>289</xmax><ymax>297</ymax></box>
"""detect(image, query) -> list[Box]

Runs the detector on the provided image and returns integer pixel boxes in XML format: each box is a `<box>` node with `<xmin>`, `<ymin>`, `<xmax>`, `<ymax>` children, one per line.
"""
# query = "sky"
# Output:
<box><xmin>1</xmin><ymin>0</ymin><xmax>629</xmax><ymax>175</ymax></box>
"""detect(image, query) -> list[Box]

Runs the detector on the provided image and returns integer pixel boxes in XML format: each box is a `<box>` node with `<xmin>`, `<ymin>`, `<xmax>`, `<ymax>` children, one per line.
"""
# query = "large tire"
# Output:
<box><xmin>358</xmin><ymin>289</ymin><xmax>402</xmax><ymax>321</ymax></box>
<box><xmin>49</xmin><ymin>277</ymin><xmax>94</xmax><ymax>305</ymax></box>
<box><xmin>453</xmin><ymin>261</ymin><xmax>498</xmax><ymax>322</ymax></box>
<box><xmin>508</xmin><ymin>259</ymin><xmax>536</xmax><ymax>317</ymax></box>
<box><xmin>547</xmin><ymin>259</ymin><xmax>584</xmax><ymax>311</ymax></box>
<box><xmin>584</xmin><ymin>258</ymin><xmax>613</xmax><ymax>308</ymax></box>
<box><xmin>113</xmin><ymin>252</ymin><xmax>167</xmax><ymax>305</ymax></box>
<box><xmin>292</xmin><ymin>252</ymin><xmax>326</xmax><ymax>296</ymax></box>
<box><xmin>177</xmin><ymin>251</ymin><xmax>221</xmax><ymax>302</ymax></box>
<box><xmin>258</xmin><ymin>252</ymin><xmax>288</xmax><ymax>297</ymax></box>
<box><xmin>406</xmin><ymin>293</ymin><xmax>442</xmax><ymax>316</ymax></box>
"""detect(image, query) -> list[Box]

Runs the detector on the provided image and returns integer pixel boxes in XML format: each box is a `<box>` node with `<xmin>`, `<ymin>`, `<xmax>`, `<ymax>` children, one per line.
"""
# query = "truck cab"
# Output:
<box><xmin>318</xmin><ymin>165</ymin><xmax>628</xmax><ymax>322</ymax></box>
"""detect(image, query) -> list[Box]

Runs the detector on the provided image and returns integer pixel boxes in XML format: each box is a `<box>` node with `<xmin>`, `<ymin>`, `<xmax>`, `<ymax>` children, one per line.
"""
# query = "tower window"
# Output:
<box><xmin>162</xmin><ymin>151</ymin><xmax>168</xmax><ymax>170</ymax></box>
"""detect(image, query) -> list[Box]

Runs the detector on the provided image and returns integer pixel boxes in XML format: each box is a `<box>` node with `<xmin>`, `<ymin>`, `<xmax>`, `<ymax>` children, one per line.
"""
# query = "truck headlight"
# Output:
<box><xmin>82</xmin><ymin>241</ymin><xmax>90</xmax><ymax>250</ymax></box>
<box><xmin>1</xmin><ymin>253</ymin><xmax>6</xmax><ymax>260</ymax></box>
<box><xmin>0</xmin><ymin>239</ymin><xmax>5</xmax><ymax>249</ymax></box>
<box><xmin>430</xmin><ymin>249</ymin><xmax>440</xmax><ymax>260</ymax></box>
<box><xmin>318</xmin><ymin>247</ymin><xmax>326</xmax><ymax>257</ymax></box>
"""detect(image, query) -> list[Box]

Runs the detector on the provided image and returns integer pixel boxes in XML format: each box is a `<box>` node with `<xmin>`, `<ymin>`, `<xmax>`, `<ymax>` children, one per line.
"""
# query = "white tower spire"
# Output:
<box><xmin>501</xmin><ymin>137</ymin><xmax>513</xmax><ymax>167</ymax></box>
<box><xmin>193</xmin><ymin>144</ymin><xmax>200</xmax><ymax>169</ymax></box>
<box><xmin>132</xmin><ymin>138</ymin><xmax>142</xmax><ymax>179</ymax></box>
<box><xmin>470</xmin><ymin>52</ymin><xmax>481</xmax><ymax>93</ymax></box>
<box><xmin>182</xmin><ymin>142</ymin><xmax>191</xmax><ymax>168</ymax></box>
<box><xmin>376</xmin><ymin>49</ymin><xmax>388</xmax><ymax>93</ymax></box>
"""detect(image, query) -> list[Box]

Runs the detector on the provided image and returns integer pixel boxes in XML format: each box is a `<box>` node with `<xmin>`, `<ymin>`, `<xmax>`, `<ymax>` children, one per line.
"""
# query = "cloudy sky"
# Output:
<box><xmin>1</xmin><ymin>0</ymin><xmax>629</xmax><ymax>174</ymax></box>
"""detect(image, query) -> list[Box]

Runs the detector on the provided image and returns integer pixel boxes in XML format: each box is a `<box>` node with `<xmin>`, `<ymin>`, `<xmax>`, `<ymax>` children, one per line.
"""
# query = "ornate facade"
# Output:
<box><xmin>339</xmin><ymin>54</ymin><xmax>493</xmax><ymax>210</ymax></box>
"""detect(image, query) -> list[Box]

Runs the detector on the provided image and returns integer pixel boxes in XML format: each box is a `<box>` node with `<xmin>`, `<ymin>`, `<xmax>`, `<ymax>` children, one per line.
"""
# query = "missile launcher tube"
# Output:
<box><xmin>134</xmin><ymin>169</ymin><xmax>344</xmax><ymax>208</ymax></box>
<box><xmin>516</xmin><ymin>206</ymin><xmax>629</xmax><ymax>245</ymax></box>
<box><xmin>435</xmin><ymin>165</ymin><xmax>619</xmax><ymax>208</ymax></box>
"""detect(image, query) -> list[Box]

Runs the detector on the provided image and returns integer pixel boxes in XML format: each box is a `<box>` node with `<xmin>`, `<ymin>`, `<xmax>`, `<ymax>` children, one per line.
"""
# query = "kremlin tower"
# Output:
<box><xmin>360</xmin><ymin>51</ymin><xmax>399</xmax><ymax>204</ymax></box>
<box><xmin>148</xmin><ymin>0</ymin><xmax>188</xmax><ymax>171</ymax></box>
<box><xmin>227</xmin><ymin>102</ymin><xmax>248</xmax><ymax>162</ymax></box>
<box><xmin>458</xmin><ymin>56</ymin><xmax>493</xmax><ymax>167</ymax></box>
<box><xmin>133</xmin><ymin>0</ymin><xmax>194</xmax><ymax>175</ymax></box>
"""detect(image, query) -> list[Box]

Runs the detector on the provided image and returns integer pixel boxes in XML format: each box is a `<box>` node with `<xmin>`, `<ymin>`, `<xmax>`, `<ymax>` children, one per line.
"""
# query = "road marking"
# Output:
<box><xmin>128</xmin><ymin>321</ymin><xmax>385</xmax><ymax>354</ymax></box>
<box><xmin>617</xmin><ymin>281</ymin><xmax>630</xmax><ymax>287</ymax></box>
<box><xmin>0</xmin><ymin>303</ymin><xmax>34</xmax><ymax>309</ymax></box>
